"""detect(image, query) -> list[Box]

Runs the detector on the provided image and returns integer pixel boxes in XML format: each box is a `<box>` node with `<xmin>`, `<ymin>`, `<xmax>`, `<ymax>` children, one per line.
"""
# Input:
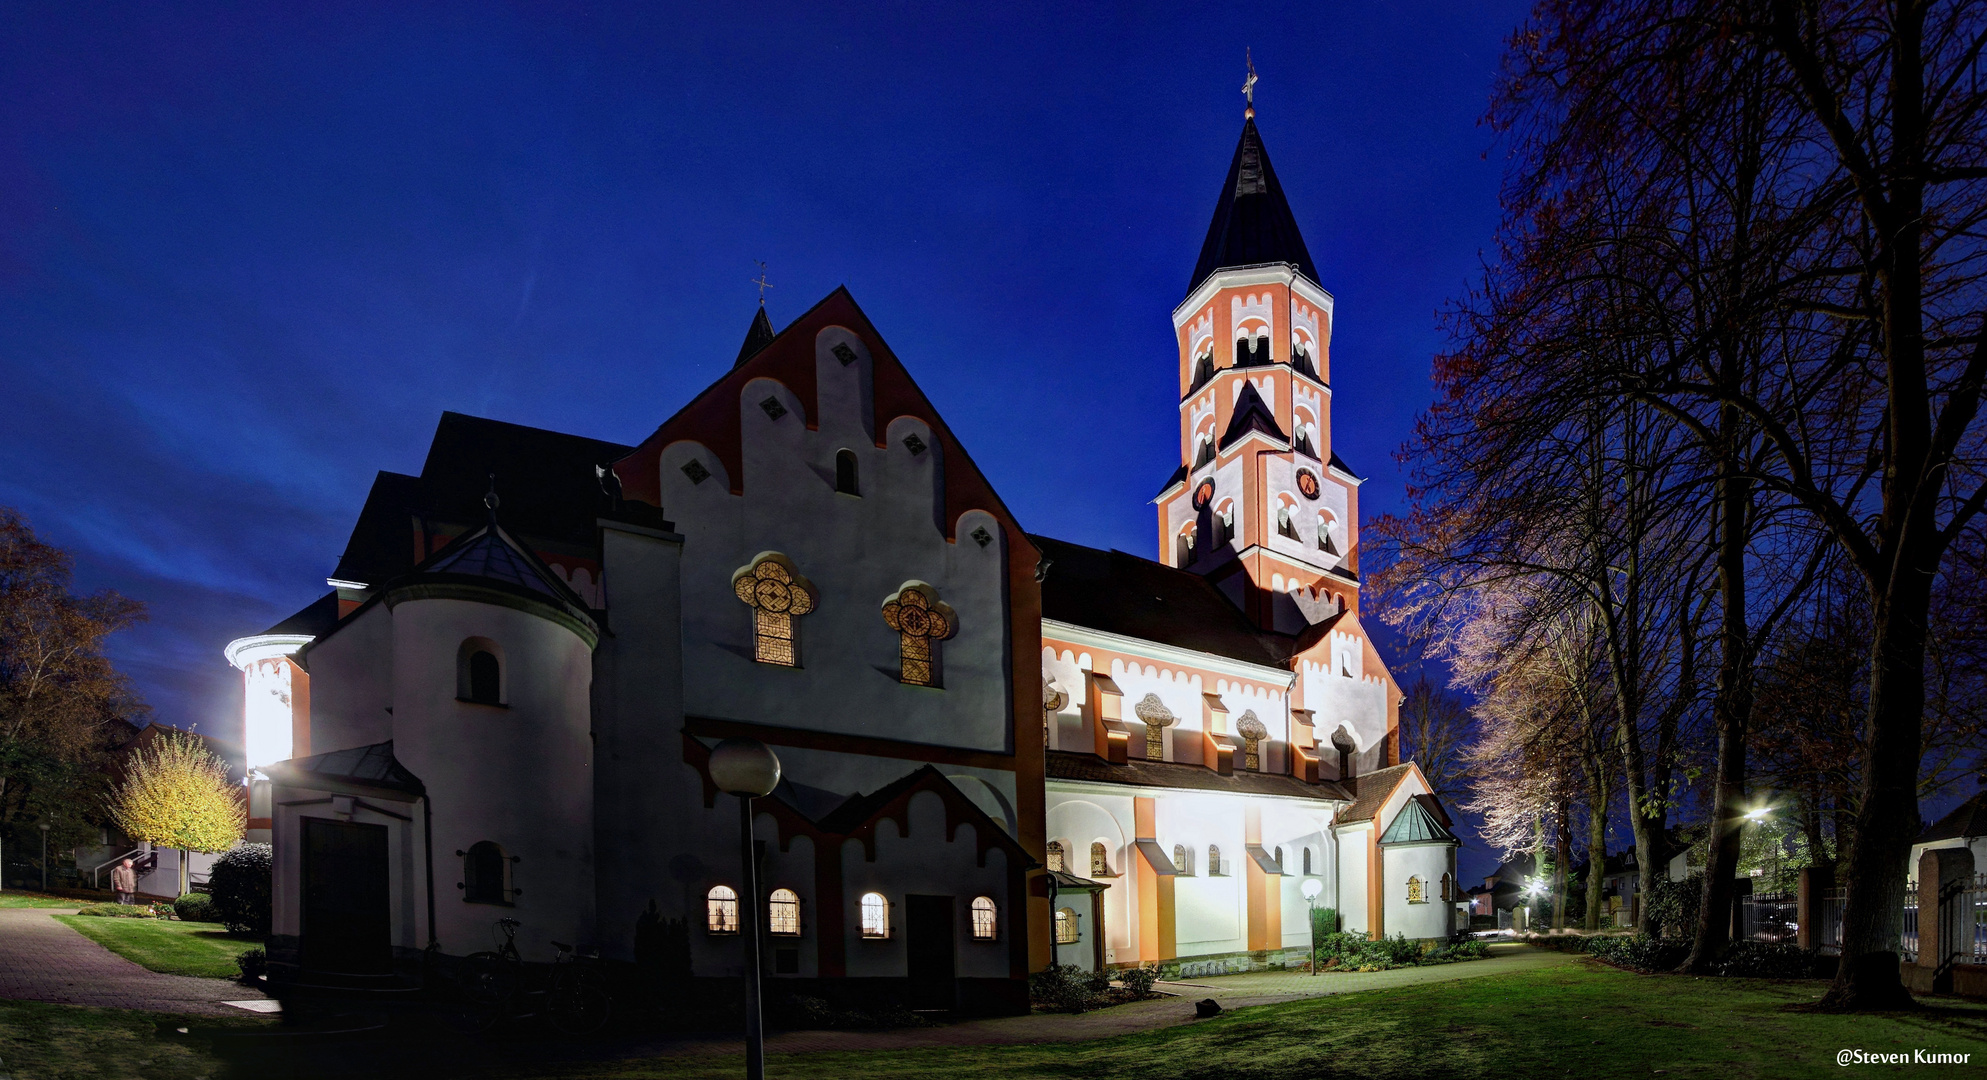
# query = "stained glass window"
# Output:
<box><xmin>859</xmin><ymin>892</ymin><xmax>890</xmax><ymax>938</ymax></box>
<box><xmin>707</xmin><ymin>885</ymin><xmax>738</xmax><ymax>933</ymax></box>
<box><xmin>733</xmin><ymin>555</ymin><xmax>817</xmax><ymax>666</ymax></box>
<box><xmin>970</xmin><ymin>896</ymin><xmax>997</xmax><ymax>940</ymax></box>
<box><xmin>882</xmin><ymin>584</ymin><xmax>955</xmax><ymax>687</ymax></box>
<box><xmin>768</xmin><ymin>888</ymin><xmax>800</xmax><ymax>936</ymax></box>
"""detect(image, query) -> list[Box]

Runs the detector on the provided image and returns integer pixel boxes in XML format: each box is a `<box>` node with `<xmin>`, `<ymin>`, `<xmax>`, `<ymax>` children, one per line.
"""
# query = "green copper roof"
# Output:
<box><xmin>1378</xmin><ymin>797</ymin><xmax>1457</xmax><ymax>846</ymax></box>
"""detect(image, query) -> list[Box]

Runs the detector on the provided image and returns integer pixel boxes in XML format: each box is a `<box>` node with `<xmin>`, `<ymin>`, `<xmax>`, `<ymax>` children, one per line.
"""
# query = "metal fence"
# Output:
<box><xmin>1902</xmin><ymin>880</ymin><xmax>1919</xmax><ymax>963</ymax></box>
<box><xmin>1808</xmin><ymin>874</ymin><xmax>1987</xmax><ymax>966</ymax></box>
<box><xmin>1740</xmin><ymin>891</ymin><xmax>1798</xmax><ymax>943</ymax></box>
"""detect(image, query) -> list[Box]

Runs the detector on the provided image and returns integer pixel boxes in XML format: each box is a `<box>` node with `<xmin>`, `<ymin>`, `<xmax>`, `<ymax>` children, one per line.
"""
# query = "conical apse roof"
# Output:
<box><xmin>1189</xmin><ymin>118</ymin><xmax>1316</xmax><ymax>292</ymax></box>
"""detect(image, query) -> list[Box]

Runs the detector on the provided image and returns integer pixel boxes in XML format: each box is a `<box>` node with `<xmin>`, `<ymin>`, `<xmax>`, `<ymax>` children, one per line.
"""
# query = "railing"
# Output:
<box><xmin>1969</xmin><ymin>874</ymin><xmax>1987</xmax><ymax>965</ymax></box>
<box><xmin>1815</xmin><ymin>886</ymin><xmax>1846</xmax><ymax>955</ymax></box>
<box><xmin>1901</xmin><ymin>880</ymin><xmax>1919</xmax><ymax>963</ymax></box>
<box><xmin>1740</xmin><ymin>891</ymin><xmax>1797</xmax><ymax>944</ymax></box>
<box><xmin>91</xmin><ymin>847</ymin><xmax>157</xmax><ymax>889</ymax></box>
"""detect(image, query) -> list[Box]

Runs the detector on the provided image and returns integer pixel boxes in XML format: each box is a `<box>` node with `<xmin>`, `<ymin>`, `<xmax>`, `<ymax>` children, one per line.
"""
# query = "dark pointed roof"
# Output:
<box><xmin>425</xmin><ymin>524</ymin><xmax>567</xmax><ymax>600</ymax></box>
<box><xmin>734</xmin><ymin>306</ymin><xmax>776</xmax><ymax>368</ymax></box>
<box><xmin>1190</xmin><ymin>118</ymin><xmax>1317</xmax><ymax>293</ymax></box>
<box><xmin>1919</xmin><ymin>792</ymin><xmax>1987</xmax><ymax>843</ymax></box>
<box><xmin>1030</xmin><ymin>534</ymin><xmax>1293</xmax><ymax>667</ymax></box>
<box><xmin>1219</xmin><ymin>381</ymin><xmax>1288</xmax><ymax>450</ymax></box>
<box><xmin>266</xmin><ymin>739</ymin><xmax>425</xmax><ymax>796</ymax></box>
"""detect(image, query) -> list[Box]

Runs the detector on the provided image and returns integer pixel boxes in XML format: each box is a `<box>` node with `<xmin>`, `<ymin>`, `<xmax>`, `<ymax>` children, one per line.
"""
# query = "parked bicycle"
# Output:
<box><xmin>456</xmin><ymin>917</ymin><xmax>612</xmax><ymax>1035</ymax></box>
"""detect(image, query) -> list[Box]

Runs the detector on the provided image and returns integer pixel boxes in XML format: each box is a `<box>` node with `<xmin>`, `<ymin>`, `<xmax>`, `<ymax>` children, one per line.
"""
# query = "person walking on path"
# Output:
<box><xmin>111</xmin><ymin>859</ymin><xmax>137</xmax><ymax>905</ymax></box>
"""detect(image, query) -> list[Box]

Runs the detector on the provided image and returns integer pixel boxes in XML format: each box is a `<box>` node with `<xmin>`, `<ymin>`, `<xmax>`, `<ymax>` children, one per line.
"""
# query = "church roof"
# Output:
<box><xmin>1047</xmin><ymin>750</ymin><xmax>1350</xmax><ymax>802</ymax></box>
<box><xmin>1031</xmin><ymin>534</ymin><xmax>1293</xmax><ymax>667</ymax></box>
<box><xmin>424</xmin><ymin>523</ymin><xmax>568</xmax><ymax>601</ymax></box>
<box><xmin>734</xmin><ymin>305</ymin><xmax>776</xmax><ymax>368</ymax></box>
<box><xmin>262</xmin><ymin>591</ymin><xmax>341</xmax><ymax>638</ymax></box>
<box><xmin>1378</xmin><ymin>795</ymin><xmax>1458</xmax><ymax>845</ymax></box>
<box><xmin>267</xmin><ymin>739</ymin><xmax>425</xmax><ymax>797</ymax></box>
<box><xmin>1218</xmin><ymin>381</ymin><xmax>1288</xmax><ymax>450</ymax></box>
<box><xmin>1335</xmin><ymin>762</ymin><xmax>1416</xmax><ymax>824</ymax></box>
<box><xmin>1190</xmin><ymin>118</ymin><xmax>1317</xmax><ymax>293</ymax></box>
<box><xmin>330</xmin><ymin>412</ymin><xmax>632</xmax><ymax>588</ymax></box>
<box><xmin>1919</xmin><ymin>792</ymin><xmax>1987</xmax><ymax>843</ymax></box>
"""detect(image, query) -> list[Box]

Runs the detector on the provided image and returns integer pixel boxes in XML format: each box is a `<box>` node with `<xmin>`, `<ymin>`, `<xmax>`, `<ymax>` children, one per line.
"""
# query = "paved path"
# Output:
<box><xmin>633</xmin><ymin>942</ymin><xmax>1576</xmax><ymax>1058</ymax></box>
<box><xmin>0</xmin><ymin>908</ymin><xmax>269</xmax><ymax>1018</ymax></box>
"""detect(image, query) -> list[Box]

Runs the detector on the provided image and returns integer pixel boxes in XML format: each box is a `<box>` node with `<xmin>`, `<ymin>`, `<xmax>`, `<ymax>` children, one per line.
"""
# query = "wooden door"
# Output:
<box><xmin>300</xmin><ymin>818</ymin><xmax>391</xmax><ymax>975</ymax></box>
<box><xmin>904</xmin><ymin>894</ymin><xmax>956</xmax><ymax>1010</ymax></box>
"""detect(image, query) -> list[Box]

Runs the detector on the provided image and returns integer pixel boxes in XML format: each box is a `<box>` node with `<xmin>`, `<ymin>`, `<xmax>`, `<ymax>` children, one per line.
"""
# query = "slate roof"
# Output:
<box><xmin>1046</xmin><ymin>750</ymin><xmax>1350</xmax><ymax>802</ymax></box>
<box><xmin>1190</xmin><ymin>118</ymin><xmax>1317</xmax><ymax>292</ymax></box>
<box><xmin>1328</xmin><ymin>450</ymin><xmax>1359</xmax><ymax>480</ymax></box>
<box><xmin>1335</xmin><ymin>762</ymin><xmax>1415</xmax><ymax>824</ymax></box>
<box><xmin>1218</xmin><ymin>382</ymin><xmax>1288</xmax><ymax>450</ymax></box>
<box><xmin>425</xmin><ymin>525</ymin><xmax>569</xmax><ymax>601</ymax></box>
<box><xmin>1378</xmin><ymin>796</ymin><xmax>1458</xmax><ymax>845</ymax></box>
<box><xmin>1031</xmin><ymin>534</ymin><xmax>1294</xmax><ymax>667</ymax></box>
<box><xmin>330</xmin><ymin>412</ymin><xmax>632</xmax><ymax>587</ymax></box>
<box><xmin>264</xmin><ymin>592</ymin><xmax>341</xmax><ymax>638</ymax></box>
<box><xmin>1919</xmin><ymin>793</ymin><xmax>1987</xmax><ymax>843</ymax></box>
<box><xmin>734</xmin><ymin>305</ymin><xmax>776</xmax><ymax>368</ymax></box>
<box><xmin>267</xmin><ymin>739</ymin><xmax>425</xmax><ymax>796</ymax></box>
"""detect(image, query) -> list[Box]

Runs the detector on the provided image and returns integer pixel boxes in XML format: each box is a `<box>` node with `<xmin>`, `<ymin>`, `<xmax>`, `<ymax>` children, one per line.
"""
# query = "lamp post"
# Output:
<box><xmin>1301</xmin><ymin>878</ymin><xmax>1323</xmax><ymax>976</ymax></box>
<box><xmin>707</xmin><ymin>738</ymin><xmax>782</xmax><ymax>1080</ymax></box>
<box><xmin>38</xmin><ymin>823</ymin><xmax>50</xmax><ymax>893</ymax></box>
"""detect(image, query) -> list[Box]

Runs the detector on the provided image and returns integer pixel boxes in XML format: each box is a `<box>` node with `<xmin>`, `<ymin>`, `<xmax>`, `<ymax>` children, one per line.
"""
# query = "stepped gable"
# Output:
<box><xmin>610</xmin><ymin>286</ymin><xmax>1035</xmax><ymax>550</ymax></box>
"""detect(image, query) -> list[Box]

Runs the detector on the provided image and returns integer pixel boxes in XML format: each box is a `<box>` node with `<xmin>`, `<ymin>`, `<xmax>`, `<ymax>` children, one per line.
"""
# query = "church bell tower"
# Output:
<box><xmin>1156</xmin><ymin>70</ymin><xmax>1362</xmax><ymax>635</ymax></box>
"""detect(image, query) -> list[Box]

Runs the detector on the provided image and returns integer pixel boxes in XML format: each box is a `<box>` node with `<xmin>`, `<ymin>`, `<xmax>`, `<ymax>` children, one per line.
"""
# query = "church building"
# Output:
<box><xmin>229</xmin><ymin>92</ymin><xmax>1459</xmax><ymax>1011</ymax></box>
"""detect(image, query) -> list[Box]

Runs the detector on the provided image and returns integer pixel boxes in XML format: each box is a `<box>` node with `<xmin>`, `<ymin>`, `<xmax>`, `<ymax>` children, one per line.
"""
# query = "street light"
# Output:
<box><xmin>1301</xmin><ymin>878</ymin><xmax>1323</xmax><ymax>976</ymax></box>
<box><xmin>1744</xmin><ymin>806</ymin><xmax>1771</xmax><ymax>822</ymax></box>
<box><xmin>38</xmin><ymin>823</ymin><xmax>50</xmax><ymax>893</ymax></box>
<box><xmin>708</xmin><ymin>738</ymin><xmax>782</xmax><ymax>1080</ymax></box>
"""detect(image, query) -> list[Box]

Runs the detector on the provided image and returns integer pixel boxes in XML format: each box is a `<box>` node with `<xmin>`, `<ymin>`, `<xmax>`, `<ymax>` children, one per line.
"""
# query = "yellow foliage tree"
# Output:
<box><xmin>108</xmin><ymin>730</ymin><xmax>241</xmax><ymax>896</ymax></box>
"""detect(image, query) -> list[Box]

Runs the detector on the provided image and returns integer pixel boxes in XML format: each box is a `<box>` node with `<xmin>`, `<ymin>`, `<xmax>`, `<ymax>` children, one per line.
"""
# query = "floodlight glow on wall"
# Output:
<box><xmin>224</xmin><ymin>634</ymin><xmax>313</xmax><ymax>771</ymax></box>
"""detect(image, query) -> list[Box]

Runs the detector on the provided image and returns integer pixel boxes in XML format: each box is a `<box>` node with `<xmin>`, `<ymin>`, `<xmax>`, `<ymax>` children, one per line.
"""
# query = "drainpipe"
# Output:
<box><xmin>423</xmin><ymin>795</ymin><xmax>438</xmax><ymax>951</ymax></box>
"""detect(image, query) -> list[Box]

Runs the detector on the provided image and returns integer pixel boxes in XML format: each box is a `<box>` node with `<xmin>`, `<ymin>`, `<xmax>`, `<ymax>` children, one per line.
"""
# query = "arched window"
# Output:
<box><xmin>1440</xmin><ymin>873</ymin><xmax>1454</xmax><ymax>902</ymax></box>
<box><xmin>1275</xmin><ymin>846</ymin><xmax>1286</xmax><ymax>871</ymax></box>
<box><xmin>1407</xmin><ymin>876</ymin><xmax>1426</xmax><ymax>904</ymax></box>
<box><xmin>834</xmin><ymin>449</ymin><xmax>860</xmax><ymax>495</ymax></box>
<box><xmin>970</xmin><ymin>896</ymin><xmax>997</xmax><ymax>940</ymax></box>
<box><xmin>1277</xmin><ymin>504</ymin><xmax>1298</xmax><ymax>540</ymax></box>
<box><xmin>1191</xmin><ymin>351</ymin><xmax>1214</xmax><ymax>391</ymax></box>
<box><xmin>1193</xmin><ymin>433</ymin><xmax>1215</xmax><ymax>469</ymax></box>
<box><xmin>882</xmin><ymin>583</ymin><xmax>956</xmax><ymax>687</ymax></box>
<box><xmin>1317</xmin><ymin>513</ymin><xmax>1340</xmax><ymax>557</ymax></box>
<box><xmin>1090</xmin><ymin>842</ymin><xmax>1110</xmax><ymax>877</ymax></box>
<box><xmin>1046</xmin><ymin>841</ymin><xmax>1066</xmax><ymax>874</ymax></box>
<box><xmin>458</xmin><ymin>639</ymin><xmax>503</xmax><ymax>705</ymax></box>
<box><xmin>1207</xmin><ymin>845</ymin><xmax>1223</xmax><ymax>876</ymax></box>
<box><xmin>1303</xmin><ymin>847</ymin><xmax>1314</xmax><ymax>875</ymax></box>
<box><xmin>1236</xmin><ymin>711</ymin><xmax>1268</xmax><ymax>772</ymax></box>
<box><xmin>1054</xmin><ymin>907</ymin><xmax>1080</xmax><ymax>944</ymax></box>
<box><xmin>1332</xmin><ymin>726</ymin><xmax>1358</xmax><ymax>782</ymax></box>
<box><xmin>461</xmin><ymin>840</ymin><xmax>510</xmax><ymax>904</ymax></box>
<box><xmin>1176</xmin><ymin>523</ymin><xmax>1197</xmax><ymax>566</ymax></box>
<box><xmin>1214</xmin><ymin>502</ymin><xmax>1235</xmax><ymax>547</ymax></box>
<box><xmin>732</xmin><ymin>554</ymin><xmax>818</xmax><ymax>666</ymax></box>
<box><xmin>707</xmin><ymin>885</ymin><xmax>739</xmax><ymax>933</ymax></box>
<box><xmin>768</xmin><ymin>888</ymin><xmax>801</xmax><ymax>936</ymax></box>
<box><xmin>859</xmin><ymin>892</ymin><xmax>890</xmax><ymax>938</ymax></box>
<box><xmin>1174</xmin><ymin>844</ymin><xmax>1191</xmax><ymax>876</ymax></box>
<box><xmin>1291</xmin><ymin>339</ymin><xmax>1319</xmax><ymax>381</ymax></box>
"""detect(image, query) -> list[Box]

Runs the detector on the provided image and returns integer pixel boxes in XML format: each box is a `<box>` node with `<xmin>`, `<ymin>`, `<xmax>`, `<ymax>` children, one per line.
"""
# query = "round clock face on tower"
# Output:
<box><xmin>1296</xmin><ymin>469</ymin><xmax>1321</xmax><ymax>500</ymax></box>
<box><xmin>1192</xmin><ymin>480</ymin><xmax>1216</xmax><ymax>510</ymax></box>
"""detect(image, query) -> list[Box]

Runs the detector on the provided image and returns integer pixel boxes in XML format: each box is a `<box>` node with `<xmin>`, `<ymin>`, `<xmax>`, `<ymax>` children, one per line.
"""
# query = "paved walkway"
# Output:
<box><xmin>0</xmin><ymin>908</ymin><xmax>270</xmax><ymax>1018</ymax></box>
<box><xmin>633</xmin><ymin>942</ymin><xmax>1576</xmax><ymax>1058</ymax></box>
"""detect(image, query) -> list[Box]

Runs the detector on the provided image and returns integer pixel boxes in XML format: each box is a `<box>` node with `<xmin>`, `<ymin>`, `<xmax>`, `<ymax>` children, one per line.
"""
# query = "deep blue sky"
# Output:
<box><xmin>2</xmin><ymin>2</ymin><xmax>1530</xmax><ymax>868</ymax></box>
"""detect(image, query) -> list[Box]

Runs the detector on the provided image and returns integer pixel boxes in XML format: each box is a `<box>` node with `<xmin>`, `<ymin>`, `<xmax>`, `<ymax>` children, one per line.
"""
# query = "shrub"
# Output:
<box><xmin>1118</xmin><ymin>966</ymin><xmax>1159</xmax><ymax>996</ymax></box>
<box><xmin>1643</xmin><ymin>873</ymin><xmax>1703</xmax><ymax>941</ymax></box>
<box><xmin>208</xmin><ymin>843</ymin><xmax>272</xmax><ymax>935</ymax></box>
<box><xmin>1715</xmin><ymin>941</ymin><xmax>1818</xmax><ymax>979</ymax></box>
<box><xmin>1585</xmin><ymin>934</ymin><xmax>1689</xmax><ymax>972</ymax></box>
<box><xmin>235</xmin><ymin>947</ymin><xmax>267</xmax><ymax>982</ymax></box>
<box><xmin>1311</xmin><ymin>906</ymin><xmax>1340</xmax><ymax>937</ymax></box>
<box><xmin>1029</xmin><ymin>964</ymin><xmax>1097</xmax><ymax>1013</ymax></box>
<box><xmin>75</xmin><ymin>902</ymin><xmax>162</xmax><ymax>918</ymax></box>
<box><xmin>172</xmin><ymin>892</ymin><xmax>218</xmax><ymax>923</ymax></box>
<box><xmin>1368</xmin><ymin>933</ymin><xmax>1423</xmax><ymax>968</ymax></box>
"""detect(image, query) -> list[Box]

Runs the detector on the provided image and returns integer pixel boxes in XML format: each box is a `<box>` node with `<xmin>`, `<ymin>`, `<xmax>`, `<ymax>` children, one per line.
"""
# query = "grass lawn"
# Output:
<box><xmin>54</xmin><ymin>914</ymin><xmax>261</xmax><ymax>979</ymax></box>
<box><xmin>0</xmin><ymin>891</ymin><xmax>85</xmax><ymax>909</ymax></box>
<box><xmin>0</xmin><ymin>999</ymin><xmax>269</xmax><ymax>1080</ymax></box>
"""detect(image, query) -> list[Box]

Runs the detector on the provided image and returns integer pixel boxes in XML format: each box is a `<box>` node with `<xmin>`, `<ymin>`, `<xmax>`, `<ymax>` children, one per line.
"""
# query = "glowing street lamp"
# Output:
<box><xmin>1301</xmin><ymin>878</ymin><xmax>1324</xmax><ymax>976</ymax></box>
<box><xmin>1744</xmin><ymin>806</ymin><xmax>1771</xmax><ymax>822</ymax></box>
<box><xmin>708</xmin><ymin>738</ymin><xmax>782</xmax><ymax>1080</ymax></box>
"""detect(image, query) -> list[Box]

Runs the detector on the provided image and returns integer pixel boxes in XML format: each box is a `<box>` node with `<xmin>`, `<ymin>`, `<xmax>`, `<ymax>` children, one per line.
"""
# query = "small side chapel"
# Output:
<box><xmin>228</xmin><ymin>91</ymin><xmax>1458</xmax><ymax>1010</ymax></box>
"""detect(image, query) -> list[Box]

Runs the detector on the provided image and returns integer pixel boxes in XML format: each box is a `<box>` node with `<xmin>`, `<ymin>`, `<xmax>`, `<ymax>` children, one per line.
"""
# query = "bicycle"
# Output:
<box><xmin>455</xmin><ymin>917</ymin><xmax>612</xmax><ymax>1036</ymax></box>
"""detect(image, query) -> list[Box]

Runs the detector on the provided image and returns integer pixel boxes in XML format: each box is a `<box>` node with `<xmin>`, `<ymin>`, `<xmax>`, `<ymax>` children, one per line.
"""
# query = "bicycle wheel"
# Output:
<box><xmin>548</xmin><ymin>972</ymin><xmax>612</xmax><ymax>1036</ymax></box>
<box><xmin>459</xmin><ymin>951</ymin><xmax>521</xmax><ymax>1009</ymax></box>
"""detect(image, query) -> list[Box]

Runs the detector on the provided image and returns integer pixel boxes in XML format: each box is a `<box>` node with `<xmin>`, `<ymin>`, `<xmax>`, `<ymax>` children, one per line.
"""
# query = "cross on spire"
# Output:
<box><xmin>752</xmin><ymin>260</ymin><xmax>772</xmax><ymax>307</ymax></box>
<box><xmin>1242</xmin><ymin>49</ymin><xmax>1258</xmax><ymax>118</ymax></box>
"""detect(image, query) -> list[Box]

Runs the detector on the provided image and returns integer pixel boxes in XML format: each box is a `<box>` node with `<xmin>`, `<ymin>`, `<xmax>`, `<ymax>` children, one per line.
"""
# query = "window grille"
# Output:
<box><xmin>1174</xmin><ymin>844</ymin><xmax>1190</xmax><ymax>875</ymax></box>
<box><xmin>859</xmin><ymin>892</ymin><xmax>890</xmax><ymax>938</ymax></box>
<box><xmin>1054</xmin><ymin>907</ymin><xmax>1080</xmax><ymax>944</ymax></box>
<box><xmin>1046</xmin><ymin>841</ymin><xmax>1066</xmax><ymax>874</ymax></box>
<box><xmin>1208</xmin><ymin>845</ymin><xmax>1222</xmax><ymax>876</ymax></box>
<box><xmin>970</xmin><ymin>896</ymin><xmax>997</xmax><ymax>940</ymax></box>
<box><xmin>1090</xmin><ymin>842</ymin><xmax>1109</xmax><ymax>877</ymax></box>
<box><xmin>708</xmin><ymin>885</ymin><xmax>739</xmax><ymax>933</ymax></box>
<box><xmin>1303</xmin><ymin>847</ymin><xmax>1313</xmax><ymax>875</ymax></box>
<box><xmin>733</xmin><ymin>555</ymin><xmax>817</xmax><ymax>666</ymax></box>
<box><xmin>1407</xmin><ymin>876</ymin><xmax>1426</xmax><ymax>904</ymax></box>
<box><xmin>1236</xmin><ymin>711</ymin><xmax>1268</xmax><ymax>772</ymax></box>
<box><xmin>769</xmin><ymin>888</ymin><xmax>801</xmax><ymax>936</ymax></box>
<box><xmin>882</xmin><ymin>584</ymin><xmax>956</xmax><ymax>686</ymax></box>
<box><xmin>462</xmin><ymin>841</ymin><xmax>508</xmax><ymax>904</ymax></box>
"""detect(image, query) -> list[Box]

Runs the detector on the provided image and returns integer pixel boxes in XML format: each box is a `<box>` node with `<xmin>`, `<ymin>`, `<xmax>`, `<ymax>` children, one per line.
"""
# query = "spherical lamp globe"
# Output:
<box><xmin>709</xmin><ymin>737</ymin><xmax>782</xmax><ymax>797</ymax></box>
<box><xmin>1300</xmin><ymin>877</ymin><xmax>1323</xmax><ymax>901</ymax></box>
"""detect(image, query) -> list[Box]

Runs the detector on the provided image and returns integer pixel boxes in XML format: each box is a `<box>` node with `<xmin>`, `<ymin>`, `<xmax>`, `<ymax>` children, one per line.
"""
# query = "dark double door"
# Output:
<box><xmin>300</xmin><ymin>818</ymin><xmax>392</xmax><ymax>975</ymax></box>
<box><xmin>904</xmin><ymin>894</ymin><xmax>956</xmax><ymax>1010</ymax></box>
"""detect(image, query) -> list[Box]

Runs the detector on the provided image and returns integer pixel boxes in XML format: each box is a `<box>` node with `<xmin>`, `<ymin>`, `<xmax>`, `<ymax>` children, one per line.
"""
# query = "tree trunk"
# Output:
<box><xmin>1585</xmin><ymin>752</ymin><xmax>1609</xmax><ymax>932</ymax></box>
<box><xmin>179</xmin><ymin>849</ymin><xmax>189</xmax><ymax>898</ymax></box>
<box><xmin>1554</xmin><ymin>798</ymin><xmax>1572</xmax><ymax>931</ymax></box>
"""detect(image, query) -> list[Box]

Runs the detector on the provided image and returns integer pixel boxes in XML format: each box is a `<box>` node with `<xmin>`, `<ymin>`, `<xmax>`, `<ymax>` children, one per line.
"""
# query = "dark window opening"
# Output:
<box><xmin>1194</xmin><ymin>438</ymin><xmax>1215</xmax><ymax>469</ymax></box>
<box><xmin>462</xmin><ymin>841</ymin><xmax>509</xmax><ymax>904</ymax></box>
<box><xmin>1191</xmin><ymin>352</ymin><xmax>1214</xmax><ymax>391</ymax></box>
<box><xmin>835</xmin><ymin>450</ymin><xmax>860</xmax><ymax>495</ymax></box>
<box><xmin>1294</xmin><ymin>428</ymin><xmax>1316</xmax><ymax>457</ymax></box>
<box><xmin>468</xmin><ymin>651</ymin><xmax>500</xmax><ymax>705</ymax></box>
